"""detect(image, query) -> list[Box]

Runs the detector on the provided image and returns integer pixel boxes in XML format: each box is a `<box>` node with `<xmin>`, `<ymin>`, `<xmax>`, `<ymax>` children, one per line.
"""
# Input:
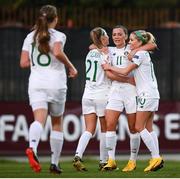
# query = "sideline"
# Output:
<box><xmin>0</xmin><ymin>154</ymin><xmax>180</xmax><ymax>162</ymax></box>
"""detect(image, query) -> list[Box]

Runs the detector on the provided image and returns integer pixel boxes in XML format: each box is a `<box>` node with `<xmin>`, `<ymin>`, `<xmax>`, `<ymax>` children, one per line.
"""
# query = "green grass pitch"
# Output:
<box><xmin>0</xmin><ymin>158</ymin><xmax>179</xmax><ymax>178</ymax></box>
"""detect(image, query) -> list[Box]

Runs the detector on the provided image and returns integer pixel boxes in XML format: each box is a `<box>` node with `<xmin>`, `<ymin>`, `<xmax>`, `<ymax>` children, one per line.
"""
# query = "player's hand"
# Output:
<box><xmin>102</xmin><ymin>63</ymin><xmax>111</xmax><ymax>71</ymax></box>
<box><xmin>68</xmin><ymin>66</ymin><xmax>78</xmax><ymax>78</ymax></box>
<box><xmin>89</xmin><ymin>44</ymin><xmax>97</xmax><ymax>50</ymax></box>
<box><xmin>128</xmin><ymin>49</ymin><xmax>137</xmax><ymax>60</ymax></box>
<box><xmin>100</xmin><ymin>47</ymin><xmax>109</xmax><ymax>54</ymax></box>
<box><xmin>128</xmin><ymin>77</ymin><xmax>136</xmax><ymax>86</ymax></box>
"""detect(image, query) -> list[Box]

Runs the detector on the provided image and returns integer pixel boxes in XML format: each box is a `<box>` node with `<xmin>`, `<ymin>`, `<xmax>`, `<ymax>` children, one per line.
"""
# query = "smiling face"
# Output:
<box><xmin>129</xmin><ymin>33</ymin><xmax>143</xmax><ymax>50</ymax></box>
<box><xmin>112</xmin><ymin>27</ymin><xmax>128</xmax><ymax>48</ymax></box>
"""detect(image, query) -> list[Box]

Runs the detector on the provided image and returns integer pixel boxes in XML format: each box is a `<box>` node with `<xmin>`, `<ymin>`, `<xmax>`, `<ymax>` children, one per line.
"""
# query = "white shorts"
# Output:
<box><xmin>28</xmin><ymin>88</ymin><xmax>67</xmax><ymax>116</ymax></box>
<box><xmin>82</xmin><ymin>98</ymin><xmax>107</xmax><ymax>117</ymax></box>
<box><xmin>137</xmin><ymin>97</ymin><xmax>159</xmax><ymax>111</ymax></box>
<box><xmin>106</xmin><ymin>85</ymin><xmax>137</xmax><ymax>114</ymax></box>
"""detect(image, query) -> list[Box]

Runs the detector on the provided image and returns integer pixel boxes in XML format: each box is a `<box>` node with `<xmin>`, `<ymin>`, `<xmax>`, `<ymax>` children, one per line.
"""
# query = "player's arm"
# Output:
<box><xmin>105</xmin><ymin>70</ymin><xmax>135</xmax><ymax>86</ymax></box>
<box><xmin>53</xmin><ymin>41</ymin><xmax>78</xmax><ymax>78</ymax></box>
<box><xmin>89</xmin><ymin>43</ymin><xmax>97</xmax><ymax>50</ymax></box>
<box><xmin>20</xmin><ymin>50</ymin><xmax>30</xmax><ymax>68</ymax></box>
<box><xmin>102</xmin><ymin>62</ymin><xmax>137</xmax><ymax>76</ymax></box>
<box><xmin>128</xmin><ymin>42</ymin><xmax>157</xmax><ymax>60</ymax></box>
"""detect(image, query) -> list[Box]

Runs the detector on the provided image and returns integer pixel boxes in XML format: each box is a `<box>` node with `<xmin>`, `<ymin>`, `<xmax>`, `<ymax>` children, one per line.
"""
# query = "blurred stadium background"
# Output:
<box><xmin>0</xmin><ymin>0</ymin><xmax>180</xmax><ymax>159</ymax></box>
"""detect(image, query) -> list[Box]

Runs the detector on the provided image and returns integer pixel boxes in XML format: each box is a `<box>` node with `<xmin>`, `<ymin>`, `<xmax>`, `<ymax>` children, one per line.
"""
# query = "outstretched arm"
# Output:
<box><xmin>89</xmin><ymin>43</ymin><xmax>97</xmax><ymax>50</ymax></box>
<box><xmin>128</xmin><ymin>42</ymin><xmax>157</xmax><ymax>60</ymax></box>
<box><xmin>53</xmin><ymin>42</ymin><xmax>78</xmax><ymax>78</ymax></box>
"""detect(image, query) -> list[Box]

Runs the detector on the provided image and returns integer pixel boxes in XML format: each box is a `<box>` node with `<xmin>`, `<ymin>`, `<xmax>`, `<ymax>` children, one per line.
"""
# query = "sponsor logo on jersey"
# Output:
<box><xmin>134</xmin><ymin>55</ymin><xmax>139</xmax><ymax>59</ymax></box>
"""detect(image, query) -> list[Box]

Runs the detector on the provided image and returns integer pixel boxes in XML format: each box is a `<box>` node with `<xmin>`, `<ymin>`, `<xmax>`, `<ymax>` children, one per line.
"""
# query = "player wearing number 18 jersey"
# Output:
<box><xmin>20</xmin><ymin>5</ymin><xmax>77</xmax><ymax>174</ymax></box>
<box><xmin>23</xmin><ymin>28</ymin><xmax>67</xmax><ymax>91</ymax></box>
<box><xmin>24</xmin><ymin>28</ymin><xmax>67</xmax><ymax>94</ymax></box>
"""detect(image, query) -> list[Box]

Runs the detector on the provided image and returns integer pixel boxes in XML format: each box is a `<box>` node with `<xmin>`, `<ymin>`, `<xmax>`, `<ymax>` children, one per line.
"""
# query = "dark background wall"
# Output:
<box><xmin>0</xmin><ymin>27</ymin><xmax>179</xmax><ymax>102</ymax></box>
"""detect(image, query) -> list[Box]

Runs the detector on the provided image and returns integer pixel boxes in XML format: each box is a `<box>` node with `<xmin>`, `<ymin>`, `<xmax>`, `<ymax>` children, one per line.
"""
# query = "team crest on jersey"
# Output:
<box><xmin>124</xmin><ymin>51</ymin><xmax>129</xmax><ymax>56</ymax></box>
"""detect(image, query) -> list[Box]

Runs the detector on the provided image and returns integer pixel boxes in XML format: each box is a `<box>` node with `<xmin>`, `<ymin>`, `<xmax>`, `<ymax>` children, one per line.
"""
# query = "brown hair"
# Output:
<box><xmin>90</xmin><ymin>27</ymin><xmax>107</xmax><ymax>49</ymax></box>
<box><xmin>33</xmin><ymin>5</ymin><xmax>57</xmax><ymax>54</ymax></box>
<box><xmin>112</xmin><ymin>25</ymin><xmax>129</xmax><ymax>43</ymax></box>
<box><xmin>113</xmin><ymin>25</ymin><xmax>128</xmax><ymax>36</ymax></box>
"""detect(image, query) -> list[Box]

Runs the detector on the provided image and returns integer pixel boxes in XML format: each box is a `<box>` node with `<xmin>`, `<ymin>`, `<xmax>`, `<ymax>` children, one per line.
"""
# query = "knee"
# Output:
<box><xmin>128</xmin><ymin>125</ymin><xmax>137</xmax><ymax>133</ymax></box>
<box><xmin>86</xmin><ymin>128</ymin><xmax>95</xmax><ymax>135</ymax></box>
<box><xmin>106</xmin><ymin>121</ymin><xmax>116</xmax><ymax>131</ymax></box>
<box><xmin>135</xmin><ymin>124</ymin><xmax>144</xmax><ymax>133</ymax></box>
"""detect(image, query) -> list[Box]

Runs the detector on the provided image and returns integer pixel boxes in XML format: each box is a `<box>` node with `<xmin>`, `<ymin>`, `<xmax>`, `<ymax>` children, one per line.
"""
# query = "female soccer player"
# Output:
<box><xmin>20</xmin><ymin>5</ymin><xmax>78</xmax><ymax>174</ymax></box>
<box><xmin>103</xmin><ymin>25</ymin><xmax>157</xmax><ymax>172</ymax></box>
<box><xmin>72</xmin><ymin>27</ymin><xmax>132</xmax><ymax>171</ymax></box>
<box><xmin>102</xmin><ymin>30</ymin><xmax>163</xmax><ymax>172</ymax></box>
<box><xmin>102</xmin><ymin>25</ymin><xmax>139</xmax><ymax>171</ymax></box>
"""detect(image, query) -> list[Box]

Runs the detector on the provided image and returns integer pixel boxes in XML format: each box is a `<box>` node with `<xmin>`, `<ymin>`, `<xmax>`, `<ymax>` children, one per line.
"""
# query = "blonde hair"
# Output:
<box><xmin>90</xmin><ymin>27</ymin><xmax>107</xmax><ymax>49</ymax></box>
<box><xmin>133</xmin><ymin>30</ymin><xmax>157</xmax><ymax>46</ymax></box>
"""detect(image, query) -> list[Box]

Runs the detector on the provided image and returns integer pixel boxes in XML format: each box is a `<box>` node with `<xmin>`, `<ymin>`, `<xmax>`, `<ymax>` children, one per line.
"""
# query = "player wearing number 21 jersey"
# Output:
<box><xmin>82</xmin><ymin>49</ymin><xmax>111</xmax><ymax>100</ymax></box>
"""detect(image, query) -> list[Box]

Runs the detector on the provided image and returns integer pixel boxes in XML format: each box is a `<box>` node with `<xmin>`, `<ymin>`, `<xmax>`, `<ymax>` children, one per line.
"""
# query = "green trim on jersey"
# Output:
<box><xmin>150</xmin><ymin>62</ymin><xmax>155</xmax><ymax>81</ymax></box>
<box><xmin>31</xmin><ymin>42</ymin><xmax>35</xmax><ymax>66</ymax></box>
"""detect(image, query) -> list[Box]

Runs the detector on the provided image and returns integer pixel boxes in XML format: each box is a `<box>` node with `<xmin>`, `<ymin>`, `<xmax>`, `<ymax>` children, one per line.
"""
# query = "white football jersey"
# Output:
<box><xmin>22</xmin><ymin>28</ymin><xmax>67</xmax><ymax>90</ymax></box>
<box><xmin>82</xmin><ymin>49</ymin><xmax>111</xmax><ymax>99</ymax></box>
<box><xmin>132</xmin><ymin>50</ymin><xmax>160</xmax><ymax>98</ymax></box>
<box><xmin>108</xmin><ymin>45</ymin><xmax>133</xmax><ymax>87</ymax></box>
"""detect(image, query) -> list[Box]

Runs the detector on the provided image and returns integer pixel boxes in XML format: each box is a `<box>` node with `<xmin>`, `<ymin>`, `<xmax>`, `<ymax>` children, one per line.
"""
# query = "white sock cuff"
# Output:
<box><xmin>100</xmin><ymin>132</ymin><xmax>106</xmax><ymax>136</ymax></box>
<box><xmin>106</xmin><ymin>131</ymin><xmax>116</xmax><ymax>137</ymax></box>
<box><xmin>130</xmin><ymin>132</ymin><xmax>140</xmax><ymax>139</ymax></box>
<box><xmin>84</xmin><ymin>131</ymin><xmax>93</xmax><ymax>137</ymax></box>
<box><xmin>100</xmin><ymin>132</ymin><xmax>106</xmax><ymax>140</ymax></box>
<box><xmin>140</xmin><ymin>128</ymin><xmax>149</xmax><ymax>136</ymax></box>
<box><xmin>34</xmin><ymin>120</ymin><xmax>43</xmax><ymax>130</ymax></box>
<box><xmin>50</xmin><ymin>131</ymin><xmax>63</xmax><ymax>140</ymax></box>
<box><xmin>150</xmin><ymin>131</ymin><xmax>156</xmax><ymax>135</ymax></box>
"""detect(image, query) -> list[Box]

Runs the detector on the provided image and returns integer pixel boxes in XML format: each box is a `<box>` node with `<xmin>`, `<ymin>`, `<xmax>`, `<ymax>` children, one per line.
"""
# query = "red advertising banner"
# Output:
<box><xmin>0</xmin><ymin>101</ymin><xmax>179</xmax><ymax>155</ymax></box>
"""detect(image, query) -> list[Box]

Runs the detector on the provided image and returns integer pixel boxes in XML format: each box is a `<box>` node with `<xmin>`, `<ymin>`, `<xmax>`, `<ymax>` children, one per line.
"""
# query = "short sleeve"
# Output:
<box><xmin>132</xmin><ymin>51</ymin><xmax>144</xmax><ymax>66</ymax></box>
<box><xmin>22</xmin><ymin>36</ymin><xmax>30</xmax><ymax>51</ymax></box>
<box><xmin>54</xmin><ymin>32</ymin><xmax>66</xmax><ymax>47</ymax></box>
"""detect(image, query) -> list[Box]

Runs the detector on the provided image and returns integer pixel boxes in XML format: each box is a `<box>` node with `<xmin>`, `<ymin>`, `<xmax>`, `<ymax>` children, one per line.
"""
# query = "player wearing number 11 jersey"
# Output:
<box><xmin>72</xmin><ymin>27</ymin><xmax>132</xmax><ymax>171</ymax></box>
